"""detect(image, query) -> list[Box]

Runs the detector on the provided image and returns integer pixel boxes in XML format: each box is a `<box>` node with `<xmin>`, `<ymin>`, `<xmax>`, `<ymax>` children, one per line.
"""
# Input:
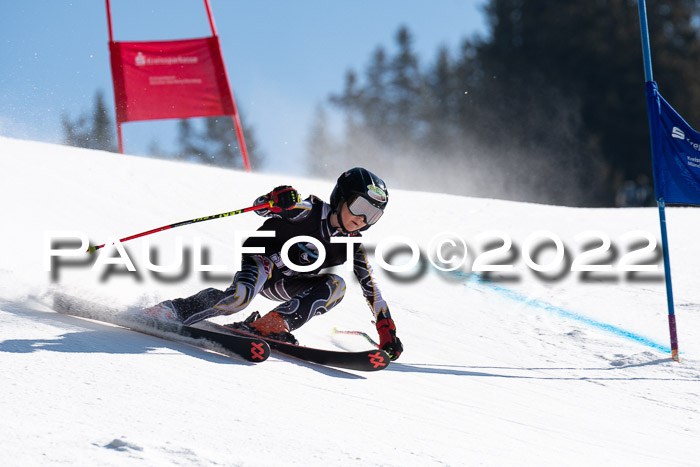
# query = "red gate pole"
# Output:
<box><xmin>105</xmin><ymin>0</ymin><xmax>114</xmax><ymax>42</ymax></box>
<box><xmin>105</xmin><ymin>0</ymin><xmax>125</xmax><ymax>154</ymax></box>
<box><xmin>203</xmin><ymin>0</ymin><xmax>252</xmax><ymax>171</ymax></box>
<box><xmin>116</xmin><ymin>123</ymin><xmax>124</xmax><ymax>154</ymax></box>
<box><xmin>203</xmin><ymin>0</ymin><xmax>217</xmax><ymax>35</ymax></box>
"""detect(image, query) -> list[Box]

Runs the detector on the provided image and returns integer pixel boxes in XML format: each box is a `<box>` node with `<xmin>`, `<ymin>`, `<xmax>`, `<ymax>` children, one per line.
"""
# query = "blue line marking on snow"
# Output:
<box><xmin>449</xmin><ymin>270</ymin><xmax>671</xmax><ymax>353</ymax></box>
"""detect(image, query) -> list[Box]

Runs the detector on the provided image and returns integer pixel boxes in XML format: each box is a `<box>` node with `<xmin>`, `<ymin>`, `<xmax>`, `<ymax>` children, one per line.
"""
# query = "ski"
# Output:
<box><xmin>208</xmin><ymin>322</ymin><xmax>390</xmax><ymax>372</ymax></box>
<box><xmin>50</xmin><ymin>293</ymin><xmax>386</xmax><ymax>370</ymax></box>
<box><xmin>51</xmin><ymin>293</ymin><xmax>270</xmax><ymax>363</ymax></box>
<box><xmin>183</xmin><ymin>322</ymin><xmax>270</xmax><ymax>362</ymax></box>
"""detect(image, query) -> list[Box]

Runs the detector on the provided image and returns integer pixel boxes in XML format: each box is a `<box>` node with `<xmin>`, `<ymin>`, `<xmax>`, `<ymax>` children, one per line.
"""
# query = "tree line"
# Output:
<box><xmin>310</xmin><ymin>0</ymin><xmax>700</xmax><ymax>206</ymax></box>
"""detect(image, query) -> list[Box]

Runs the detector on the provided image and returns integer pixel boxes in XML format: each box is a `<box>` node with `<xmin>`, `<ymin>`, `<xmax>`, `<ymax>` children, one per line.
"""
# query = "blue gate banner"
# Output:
<box><xmin>646</xmin><ymin>81</ymin><xmax>700</xmax><ymax>205</ymax></box>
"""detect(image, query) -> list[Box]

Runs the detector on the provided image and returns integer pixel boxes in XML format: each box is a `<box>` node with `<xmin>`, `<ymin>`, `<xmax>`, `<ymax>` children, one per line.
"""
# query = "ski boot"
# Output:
<box><xmin>228</xmin><ymin>311</ymin><xmax>298</xmax><ymax>345</ymax></box>
<box><xmin>142</xmin><ymin>300</ymin><xmax>180</xmax><ymax>321</ymax></box>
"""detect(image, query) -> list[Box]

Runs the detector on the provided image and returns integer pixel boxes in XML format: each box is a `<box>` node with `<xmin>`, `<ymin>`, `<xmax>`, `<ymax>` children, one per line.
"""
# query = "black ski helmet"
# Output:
<box><xmin>330</xmin><ymin>167</ymin><xmax>388</xmax><ymax>232</ymax></box>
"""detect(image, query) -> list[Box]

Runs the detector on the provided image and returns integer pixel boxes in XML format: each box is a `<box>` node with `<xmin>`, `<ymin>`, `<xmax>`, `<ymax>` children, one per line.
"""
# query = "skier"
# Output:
<box><xmin>144</xmin><ymin>167</ymin><xmax>403</xmax><ymax>360</ymax></box>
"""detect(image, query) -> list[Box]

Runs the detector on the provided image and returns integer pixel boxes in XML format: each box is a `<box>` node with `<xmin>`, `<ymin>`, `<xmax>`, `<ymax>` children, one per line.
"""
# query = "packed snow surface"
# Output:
<box><xmin>1</xmin><ymin>136</ymin><xmax>699</xmax><ymax>466</ymax></box>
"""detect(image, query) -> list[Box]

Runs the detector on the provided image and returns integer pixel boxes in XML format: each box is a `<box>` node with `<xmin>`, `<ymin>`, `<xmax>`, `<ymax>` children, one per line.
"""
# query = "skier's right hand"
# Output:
<box><xmin>266</xmin><ymin>185</ymin><xmax>301</xmax><ymax>212</ymax></box>
<box><xmin>376</xmin><ymin>317</ymin><xmax>403</xmax><ymax>361</ymax></box>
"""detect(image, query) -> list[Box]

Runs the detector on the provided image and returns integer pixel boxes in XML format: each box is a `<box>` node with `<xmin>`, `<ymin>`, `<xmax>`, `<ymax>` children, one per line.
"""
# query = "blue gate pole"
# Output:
<box><xmin>638</xmin><ymin>0</ymin><xmax>653</xmax><ymax>82</ymax></box>
<box><xmin>637</xmin><ymin>0</ymin><xmax>680</xmax><ymax>361</ymax></box>
<box><xmin>657</xmin><ymin>199</ymin><xmax>680</xmax><ymax>361</ymax></box>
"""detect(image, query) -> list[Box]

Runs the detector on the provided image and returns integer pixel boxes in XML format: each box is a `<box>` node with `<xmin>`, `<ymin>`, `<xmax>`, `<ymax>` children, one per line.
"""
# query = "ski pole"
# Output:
<box><xmin>331</xmin><ymin>327</ymin><xmax>380</xmax><ymax>348</ymax></box>
<box><xmin>87</xmin><ymin>202</ymin><xmax>274</xmax><ymax>253</ymax></box>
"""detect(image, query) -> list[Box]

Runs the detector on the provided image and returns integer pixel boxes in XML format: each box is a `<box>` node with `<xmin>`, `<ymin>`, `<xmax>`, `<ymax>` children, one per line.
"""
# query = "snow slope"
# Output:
<box><xmin>1</xmin><ymin>136</ymin><xmax>699</xmax><ymax>466</ymax></box>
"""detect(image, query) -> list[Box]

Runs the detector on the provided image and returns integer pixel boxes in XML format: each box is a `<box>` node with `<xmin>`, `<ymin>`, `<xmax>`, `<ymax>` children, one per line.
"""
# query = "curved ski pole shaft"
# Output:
<box><xmin>87</xmin><ymin>202</ymin><xmax>278</xmax><ymax>253</ymax></box>
<box><xmin>331</xmin><ymin>327</ymin><xmax>380</xmax><ymax>348</ymax></box>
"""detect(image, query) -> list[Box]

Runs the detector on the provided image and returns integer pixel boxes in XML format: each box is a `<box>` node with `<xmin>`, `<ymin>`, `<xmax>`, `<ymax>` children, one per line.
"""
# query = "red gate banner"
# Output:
<box><xmin>110</xmin><ymin>37</ymin><xmax>235</xmax><ymax>123</ymax></box>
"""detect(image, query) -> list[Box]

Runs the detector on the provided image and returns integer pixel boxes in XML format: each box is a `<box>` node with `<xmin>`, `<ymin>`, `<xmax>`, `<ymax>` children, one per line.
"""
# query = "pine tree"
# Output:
<box><xmin>173</xmin><ymin>111</ymin><xmax>263</xmax><ymax>169</ymax></box>
<box><xmin>425</xmin><ymin>46</ymin><xmax>457</xmax><ymax>151</ymax></box>
<box><xmin>307</xmin><ymin>105</ymin><xmax>338</xmax><ymax>177</ymax></box>
<box><xmin>363</xmin><ymin>47</ymin><xmax>390</xmax><ymax>139</ymax></box>
<box><xmin>61</xmin><ymin>90</ymin><xmax>117</xmax><ymax>152</ymax></box>
<box><xmin>91</xmin><ymin>91</ymin><xmax>117</xmax><ymax>152</ymax></box>
<box><xmin>387</xmin><ymin>26</ymin><xmax>425</xmax><ymax>147</ymax></box>
<box><xmin>175</xmin><ymin>119</ymin><xmax>206</xmax><ymax>162</ymax></box>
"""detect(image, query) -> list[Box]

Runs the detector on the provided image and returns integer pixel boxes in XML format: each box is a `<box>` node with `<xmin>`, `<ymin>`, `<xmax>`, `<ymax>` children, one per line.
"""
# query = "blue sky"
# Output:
<box><xmin>0</xmin><ymin>1</ymin><xmax>487</xmax><ymax>174</ymax></box>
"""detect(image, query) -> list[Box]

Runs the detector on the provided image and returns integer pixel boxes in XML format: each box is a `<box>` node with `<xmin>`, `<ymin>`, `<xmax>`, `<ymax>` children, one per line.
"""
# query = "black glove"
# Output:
<box><xmin>376</xmin><ymin>317</ymin><xmax>403</xmax><ymax>361</ymax></box>
<box><xmin>266</xmin><ymin>185</ymin><xmax>301</xmax><ymax>212</ymax></box>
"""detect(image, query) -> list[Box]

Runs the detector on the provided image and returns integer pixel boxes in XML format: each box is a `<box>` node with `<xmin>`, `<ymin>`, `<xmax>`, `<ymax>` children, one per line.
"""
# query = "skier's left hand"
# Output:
<box><xmin>267</xmin><ymin>185</ymin><xmax>301</xmax><ymax>212</ymax></box>
<box><xmin>376</xmin><ymin>317</ymin><xmax>403</xmax><ymax>361</ymax></box>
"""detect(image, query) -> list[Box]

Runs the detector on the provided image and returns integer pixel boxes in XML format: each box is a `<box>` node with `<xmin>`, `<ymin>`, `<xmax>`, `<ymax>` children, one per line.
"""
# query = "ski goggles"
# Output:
<box><xmin>346</xmin><ymin>195</ymin><xmax>384</xmax><ymax>225</ymax></box>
